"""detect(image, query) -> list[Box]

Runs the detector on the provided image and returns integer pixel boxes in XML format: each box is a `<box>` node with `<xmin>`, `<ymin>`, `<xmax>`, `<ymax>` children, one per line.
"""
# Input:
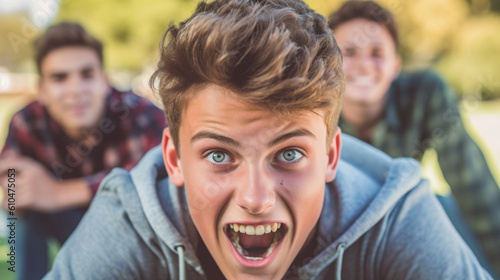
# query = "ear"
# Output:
<box><xmin>37</xmin><ymin>79</ymin><xmax>46</xmax><ymax>105</ymax></box>
<box><xmin>393</xmin><ymin>54</ymin><xmax>402</xmax><ymax>80</ymax></box>
<box><xmin>325</xmin><ymin>127</ymin><xmax>342</xmax><ymax>183</ymax></box>
<box><xmin>102</xmin><ymin>72</ymin><xmax>110</xmax><ymax>87</ymax></box>
<box><xmin>162</xmin><ymin>128</ymin><xmax>185</xmax><ymax>187</ymax></box>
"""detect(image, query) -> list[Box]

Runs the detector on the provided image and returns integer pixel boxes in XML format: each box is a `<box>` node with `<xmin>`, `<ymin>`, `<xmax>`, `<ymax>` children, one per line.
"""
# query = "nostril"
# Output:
<box><xmin>235</xmin><ymin>172</ymin><xmax>276</xmax><ymax>214</ymax></box>
<box><xmin>238</xmin><ymin>199</ymin><xmax>273</xmax><ymax>215</ymax></box>
<box><xmin>240</xmin><ymin>204</ymin><xmax>264</xmax><ymax>215</ymax></box>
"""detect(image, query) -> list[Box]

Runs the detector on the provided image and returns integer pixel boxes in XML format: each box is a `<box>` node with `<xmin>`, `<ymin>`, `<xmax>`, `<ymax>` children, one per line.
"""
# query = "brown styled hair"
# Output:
<box><xmin>328</xmin><ymin>1</ymin><xmax>399</xmax><ymax>50</ymax></box>
<box><xmin>34</xmin><ymin>22</ymin><xmax>103</xmax><ymax>75</ymax></box>
<box><xmin>151</xmin><ymin>0</ymin><xmax>345</xmax><ymax>152</ymax></box>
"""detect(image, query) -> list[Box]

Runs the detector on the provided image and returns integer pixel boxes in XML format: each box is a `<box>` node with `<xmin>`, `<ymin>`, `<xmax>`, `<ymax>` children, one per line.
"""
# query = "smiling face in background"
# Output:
<box><xmin>39</xmin><ymin>46</ymin><xmax>108</xmax><ymax>139</ymax></box>
<box><xmin>333</xmin><ymin>18</ymin><xmax>400</xmax><ymax>110</ymax></box>
<box><xmin>162</xmin><ymin>85</ymin><xmax>341</xmax><ymax>279</ymax></box>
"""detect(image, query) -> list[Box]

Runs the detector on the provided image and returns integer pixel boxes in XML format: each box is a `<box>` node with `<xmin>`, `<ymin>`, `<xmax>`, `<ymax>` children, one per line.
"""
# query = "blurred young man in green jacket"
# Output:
<box><xmin>329</xmin><ymin>1</ymin><xmax>500</xmax><ymax>277</ymax></box>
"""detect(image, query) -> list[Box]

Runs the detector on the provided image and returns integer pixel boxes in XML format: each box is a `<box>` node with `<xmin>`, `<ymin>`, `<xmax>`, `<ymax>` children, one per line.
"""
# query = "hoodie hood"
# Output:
<box><xmin>128</xmin><ymin>146</ymin><xmax>204</xmax><ymax>277</ymax></box>
<box><xmin>298</xmin><ymin>134</ymin><xmax>422</xmax><ymax>279</ymax></box>
<box><xmin>127</xmin><ymin>134</ymin><xmax>422</xmax><ymax>280</ymax></box>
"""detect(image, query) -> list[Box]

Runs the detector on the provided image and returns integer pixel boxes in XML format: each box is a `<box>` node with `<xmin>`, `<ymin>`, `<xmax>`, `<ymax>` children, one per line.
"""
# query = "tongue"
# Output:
<box><xmin>239</xmin><ymin>232</ymin><xmax>274</xmax><ymax>249</ymax></box>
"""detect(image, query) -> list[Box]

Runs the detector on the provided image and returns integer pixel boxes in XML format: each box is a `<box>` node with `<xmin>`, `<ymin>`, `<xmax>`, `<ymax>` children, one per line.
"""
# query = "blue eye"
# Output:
<box><xmin>277</xmin><ymin>149</ymin><xmax>303</xmax><ymax>163</ymax></box>
<box><xmin>206</xmin><ymin>151</ymin><xmax>231</xmax><ymax>164</ymax></box>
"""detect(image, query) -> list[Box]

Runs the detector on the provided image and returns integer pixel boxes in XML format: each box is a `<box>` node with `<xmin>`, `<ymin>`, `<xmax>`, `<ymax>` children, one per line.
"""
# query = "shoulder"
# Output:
<box><xmin>98</xmin><ymin>167</ymin><xmax>135</xmax><ymax>194</ymax></box>
<box><xmin>108</xmin><ymin>88</ymin><xmax>162</xmax><ymax>113</ymax></box>
<box><xmin>106</xmin><ymin>88</ymin><xmax>166</xmax><ymax>126</ymax></box>
<box><xmin>397</xmin><ymin>70</ymin><xmax>445</xmax><ymax>86</ymax></box>
<box><xmin>394</xmin><ymin>70</ymin><xmax>450</xmax><ymax>98</ymax></box>
<box><xmin>99</xmin><ymin>146</ymin><xmax>165</xmax><ymax>197</ymax></box>
<box><xmin>339</xmin><ymin>134</ymin><xmax>393</xmax><ymax>183</ymax></box>
<box><xmin>9</xmin><ymin>101</ymin><xmax>46</xmax><ymax>127</ymax></box>
<box><xmin>376</xmin><ymin>179</ymin><xmax>491</xmax><ymax>279</ymax></box>
<box><xmin>389</xmin><ymin>70</ymin><xmax>456</xmax><ymax>121</ymax></box>
<box><xmin>46</xmin><ymin>167</ymin><xmax>163</xmax><ymax>279</ymax></box>
<box><xmin>6</xmin><ymin>101</ymin><xmax>53</xmax><ymax>147</ymax></box>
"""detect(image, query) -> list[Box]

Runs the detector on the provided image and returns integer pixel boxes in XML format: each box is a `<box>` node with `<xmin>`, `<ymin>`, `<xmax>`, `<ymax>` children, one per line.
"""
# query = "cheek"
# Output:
<box><xmin>279</xmin><ymin>161</ymin><xmax>326</xmax><ymax>213</ymax></box>
<box><xmin>41</xmin><ymin>84</ymin><xmax>64</xmax><ymax>101</ymax></box>
<box><xmin>89</xmin><ymin>81</ymin><xmax>107</xmax><ymax>102</ymax></box>
<box><xmin>283</xmin><ymin>173</ymin><xmax>324</xmax><ymax>207</ymax></box>
<box><xmin>184</xmin><ymin>170</ymin><xmax>231</xmax><ymax>221</ymax></box>
<box><xmin>280</xmin><ymin>170</ymin><xmax>325</xmax><ymax>242</ymax></box>
<box><xmin>41</xmin><ymin>90</ymin><xmax>64</xmax><ymax>114</ymax></box>
<box><xmin>91</xmin><ymin>92</ymin><xmax>107</xmax><ymax>112</ymax></box>
<box><xmin>342</xmin><ymin>59</ymin><xmax>352</xmax><ymax>74</ymax></box>
<box><xmin>185</xmin><ymin>174</ymin><xmax>233</xmax><ymax>246</ymax></box>
<box><xmin>377</xmin><ymin>59</ymin><xmax>397</xmax><ymax>81</ymax></box>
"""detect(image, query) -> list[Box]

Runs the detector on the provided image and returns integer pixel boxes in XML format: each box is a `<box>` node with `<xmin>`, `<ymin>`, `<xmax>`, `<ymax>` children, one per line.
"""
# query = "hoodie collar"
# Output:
<box><xmin>130</xmin><ymin>146</ymin><xmax>204</xmax><ymax>275</ymax></box>
<box><xmin>297</xmin><ymin>135</ymin><xmax>421</xmax><ymax>279</ymax></box>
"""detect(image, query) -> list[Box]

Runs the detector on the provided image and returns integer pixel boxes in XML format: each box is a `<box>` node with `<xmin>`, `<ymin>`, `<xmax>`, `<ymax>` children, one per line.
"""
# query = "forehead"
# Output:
<box><xmin>334</xmin><ymin>18</ymin><xmax>395</xmax><ymax>49</ymax></box>
<box><xmin>179</xmin><ymin>85</ymin><xmax>327</xmax><ymax>140</ymax></box>
<box><xmin>40</xmin><ymin>46</ymin><xmax>101</xmax><ymax>76</ymax></box>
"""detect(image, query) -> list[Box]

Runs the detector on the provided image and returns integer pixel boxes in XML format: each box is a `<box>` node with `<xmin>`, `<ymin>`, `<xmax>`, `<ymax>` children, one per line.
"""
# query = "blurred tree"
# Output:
<box><xmin>394</xmin><ymin>0</ymin><xmax>469</xmax><ymax>68</ymax></box>
<box><xmin>465</xmin><ymin>0</ymin><xmax>500</xmax><ymax>14</ymax></box>
<box><xmin>52</xmin><ymin>0</ymin><xmax>499</xmax><ymax>99</ymax></box>
<box><xmin>0</xmin><ymin>12</ymin><xmax>40</xmax><ymax>72</ymax></box>
<box><xmin>56</xmin><ymin>0</ymin><xmax>199</xmax><ymax>72</ymax></box>
<box><xmin>437</xmin><ymin>14</ymin><xmax>500</xmax><ymax>99</ymax></box>
<box><xmin>306</xmin><ymin>0</ymin><xmax>341</xmax><ymax>16</ymax></box>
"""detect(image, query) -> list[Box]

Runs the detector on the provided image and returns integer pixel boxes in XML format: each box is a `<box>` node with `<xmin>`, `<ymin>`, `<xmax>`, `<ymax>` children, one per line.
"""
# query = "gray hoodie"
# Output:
<box><xmin>44</xmin><ymin>134</ymin><xmax>492</xmax><ymax>280</ymax></box>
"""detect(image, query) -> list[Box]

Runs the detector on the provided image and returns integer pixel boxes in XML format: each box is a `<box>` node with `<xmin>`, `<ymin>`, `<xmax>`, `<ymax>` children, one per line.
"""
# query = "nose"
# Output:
<box><xmin>235</xmin><ymin>165</ymin><xmax>276</xmax><ymax>215</ymax></box>
<box><xmin>352</xmin><ymin>52</ymin><xmax>373</xmax><ymax>74</ymax></box>
<box><xmin>66</xmin><ymin>75</ymin><xmax>86</xmax><ymax>98</ymax></box>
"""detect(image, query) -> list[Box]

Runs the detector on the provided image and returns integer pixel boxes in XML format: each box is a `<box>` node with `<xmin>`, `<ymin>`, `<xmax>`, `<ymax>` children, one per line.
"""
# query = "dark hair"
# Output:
<box><xmin>328</xmin><ymin>1</ymin><xmax>398</xmax><ymax>49</ymax></box>
<box><xmin>151</xmin><ymin>0</ymin><xmax>345</xmax><ymax>152</ymax></box>
<box><xmin>33</xmin><ymin>22</ymin><xmax>103</xmax><ymax>74</ymax></box>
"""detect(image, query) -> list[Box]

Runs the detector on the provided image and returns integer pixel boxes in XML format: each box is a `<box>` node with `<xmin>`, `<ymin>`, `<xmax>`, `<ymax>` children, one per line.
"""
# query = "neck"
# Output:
<box><xmin>66</xmin><ymin>129</ymin><xmax>82</xmax><ymax>140</ymax></box>
<box><xmin>63</xmin><ymin>121</ymin><xmax>100</xmax><ymax>142</ymax></box>
<box><xmin>341</xmin><ymin>98</ymin><xmax>387</xmax><ymax>142</ymax></box>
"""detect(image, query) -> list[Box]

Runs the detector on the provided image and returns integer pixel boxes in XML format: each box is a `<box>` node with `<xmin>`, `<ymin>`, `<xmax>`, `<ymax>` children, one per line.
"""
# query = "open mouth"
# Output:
<box><xmin>226</xmin><ymin>222</ymin><xmax>287</xmax><ymax>261</ymax></box>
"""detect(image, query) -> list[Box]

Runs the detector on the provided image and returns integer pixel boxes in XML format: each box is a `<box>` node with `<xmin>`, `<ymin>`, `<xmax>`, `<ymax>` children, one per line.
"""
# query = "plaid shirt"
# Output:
<box><xmin>1</xmin><ymin>88</ymin><xmax>166</xmax><ymax>195</ymax></box>
<box><xmin>339</xmin><ymin>70</ymin><xmax>500</xmax><ymax>273</ymax></box>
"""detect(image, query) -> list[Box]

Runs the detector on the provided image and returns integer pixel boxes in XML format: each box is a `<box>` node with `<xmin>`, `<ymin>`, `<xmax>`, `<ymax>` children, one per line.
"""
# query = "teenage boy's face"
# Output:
<box><xmin>333</xmin><ymin>18</ymin><xmax>400</xmax><ymax>107</ymax></box>
<box><xmin>163</xmin><ymin>85</ymin><xmax>341</xmax><ymax>279</ymax></box>
<box><xmin>39</xmin><ymin>46</ymin><xmax>108</xmax><ymax>139</ymax></box>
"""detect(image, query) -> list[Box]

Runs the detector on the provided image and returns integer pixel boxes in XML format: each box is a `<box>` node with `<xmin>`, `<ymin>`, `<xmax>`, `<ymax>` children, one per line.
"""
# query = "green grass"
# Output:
<box><xmin>0</xmin><ymin>237</ymin><xmax>14</xmax><ymax>280</ymax></box>
<box><xmin>0</xmin><ymin>236</ymin><xmax>60</xmax><ymax>280</ymax></box>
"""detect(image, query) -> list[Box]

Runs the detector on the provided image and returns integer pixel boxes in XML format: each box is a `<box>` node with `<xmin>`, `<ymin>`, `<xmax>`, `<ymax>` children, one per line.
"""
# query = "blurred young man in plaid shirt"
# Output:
<box><xmin>0</xmin><ymin>22</ymin><xmax>165</xmax><ymax>280</ymax></box>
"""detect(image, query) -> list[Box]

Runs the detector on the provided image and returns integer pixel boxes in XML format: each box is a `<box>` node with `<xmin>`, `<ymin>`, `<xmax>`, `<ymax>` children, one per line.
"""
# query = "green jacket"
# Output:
<box><xmin>340</xmin><ymin>70</ymin><xmax>500</xmax><ymax>276</ymax></box>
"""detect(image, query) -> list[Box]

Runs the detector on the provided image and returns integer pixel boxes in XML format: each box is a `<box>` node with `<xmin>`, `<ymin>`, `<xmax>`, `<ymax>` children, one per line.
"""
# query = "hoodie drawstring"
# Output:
<box><xmin>335</xmin><ymin>243</ymin><xmax>346</xmax><ymax>280</ymax></box>
<box><xmin>175</xmin><ymin>245</ymin><xmax>186</xmax><ymax>280</ymax></box>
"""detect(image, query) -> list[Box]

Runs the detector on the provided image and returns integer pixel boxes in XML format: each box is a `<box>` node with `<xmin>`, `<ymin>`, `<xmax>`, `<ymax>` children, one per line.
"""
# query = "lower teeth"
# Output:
<box><xmin>231</xmin><ymin>230</ymin><xmax>280</xmax><ymax>260</ymax></box>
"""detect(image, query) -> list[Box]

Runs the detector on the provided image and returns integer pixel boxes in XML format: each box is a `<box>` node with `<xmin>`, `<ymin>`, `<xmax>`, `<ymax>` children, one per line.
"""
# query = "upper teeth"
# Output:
<box><xmin>352</xmin><ymin>76</ymin><xmax>373</xmax><ymax>86</ymax></box>
<box><xmin>229</xmin><ymin>222</ymin><xmax>281</xmax><ymax>235</ymax></box>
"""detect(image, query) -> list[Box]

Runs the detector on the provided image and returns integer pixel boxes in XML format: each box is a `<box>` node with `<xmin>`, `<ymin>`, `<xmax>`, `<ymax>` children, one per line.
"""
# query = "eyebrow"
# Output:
<box><xmin>80</xmin><ymin>66</ymin><xmax>95</xmax><ymax>73</ymax></box>
<box><xmin>344</xmin><ymin>41</ymin><xmax>384</xmax><ymax>49</ymax></box>
<box><xmin>191</xmin><ymin>131</ymin><xmax>240</xmax><ymax>147</ymax></box>
<box><xmin>48</xmin><ymin>72</ymin><xmax>67</xmax><ymax>80</ymax></box>
<box><xmin>46</xmin><ymin>63</ymin><xmax>97</xmax><ymax>78</ymax></box>
<box><xmin>267</xmin><ymin>129</ymin><xmax>315</xmax><ymax>147</ymax></box>
<box><xmin>190</xmin><ymin>128</ymin><xmax>315</xmax><ymax>148</ymax></box>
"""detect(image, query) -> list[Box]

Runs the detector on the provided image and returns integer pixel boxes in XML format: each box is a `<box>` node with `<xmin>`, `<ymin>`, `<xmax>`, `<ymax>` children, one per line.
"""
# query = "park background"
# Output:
<box><xmin>0</xmin><ymin>0</ymin><xmax>499</xmax><ymax>278</ymax></box>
